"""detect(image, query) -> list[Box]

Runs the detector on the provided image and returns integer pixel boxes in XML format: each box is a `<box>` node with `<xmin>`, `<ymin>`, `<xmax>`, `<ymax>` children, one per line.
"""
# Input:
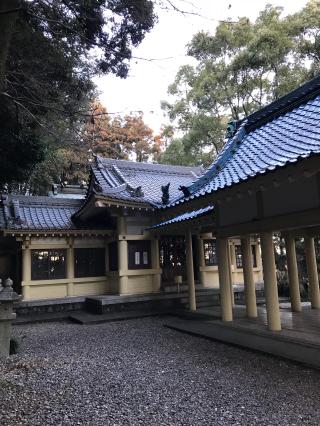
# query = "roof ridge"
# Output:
<box><xmin>245</xmin><ymin>75</ymin><xmax>320</xmax><ymax>132</ymax></box>
<box><xmin>6</xmin><ymin>195</ymin><xmax>82</xmax><ymax>207</ymax></box>
<box><xmin>96</xmin><ymin>155</ymin><xmax>202</xmax><ymax>172</ymax></box>
<box><xmin>175</xmin><ymin>121</ymin><xmax>247</xmax><ymax>200</ymax></box>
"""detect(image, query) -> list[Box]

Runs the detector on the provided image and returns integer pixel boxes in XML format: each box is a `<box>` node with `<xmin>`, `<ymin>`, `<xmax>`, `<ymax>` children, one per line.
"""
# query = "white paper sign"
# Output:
<box><xmin>135</xmin><ymin>251</ymin><xmax>140</xmax><ymax>265</ymax></box>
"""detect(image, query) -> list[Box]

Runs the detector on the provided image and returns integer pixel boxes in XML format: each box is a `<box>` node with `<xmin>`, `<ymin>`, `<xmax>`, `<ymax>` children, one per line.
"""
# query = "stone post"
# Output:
<box><xmin>216</xmin><ymin>237</ymin><xmax>233</xmax><ymax>321</ymax></box>
<box><xmin>260</xmin><ymin>232</ymin><xmax>281</xmax><ymax>331</ymax></box>
<box><xmin>0</xmin><ymin>278</ymin><xmax>20</xmax><ymax>357</ymax></box>
<box><xmin>304</xmin><ymin>236</ymin><xmax>320</xmax><ymax>309</ymax></box>
<box><xmin>185</xmin><ymin>229</ymin><xmax>196</xmax><ymax>311</ymax></box>
<box><xmin>284</xmin><ymin>234</ymin><xmax>301</xmax><ymax>312</ymax></box>
<box><xmin>241</xmin><ymin>236</ymin><xmax>258</xmax><ymax>318</ymax></box>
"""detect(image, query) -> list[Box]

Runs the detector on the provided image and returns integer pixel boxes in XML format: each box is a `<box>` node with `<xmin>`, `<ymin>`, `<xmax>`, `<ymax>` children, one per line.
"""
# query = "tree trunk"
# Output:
<box><xmin>0</xmin><ymin>0</ymin><xmax>20</xmax><ymax>92</ymax></box>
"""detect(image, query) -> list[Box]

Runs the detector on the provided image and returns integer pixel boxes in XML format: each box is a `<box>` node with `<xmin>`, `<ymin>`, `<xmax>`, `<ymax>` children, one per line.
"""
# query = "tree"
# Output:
<box><xmin>82</xmin><ymin>102</ymin><xmax>164</xmax><ymax>162</ymax></box>
<box><xmin>123</xmin><ymin>114</ymin><xmax>160</xmax><ymax>162</ymax></box>
<box><xmin>44</xmin><ymin>101</ymin><xmax>165</xmax><ymax>188</ymax></box>
<box><xmin>0</xmin><ymin>0</ymin><xmax>156</xmax><ymax>188</ymax></box>
<box><xmin>158</xmin><ymin>139</ymin><xmax>196</xmax><ymax>166</ymax></box>
<box><xmin>162</xmin><ymin>1</ymin><xmax>320</xmax><ymax>166</ymax></box>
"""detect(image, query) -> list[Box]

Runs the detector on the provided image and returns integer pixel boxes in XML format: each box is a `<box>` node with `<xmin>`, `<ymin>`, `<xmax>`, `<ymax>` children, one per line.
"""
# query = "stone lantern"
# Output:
<box><xmin>0</xmin><ymin>278</ymin><xmax>21</xmax><ymax>357</ymax></box>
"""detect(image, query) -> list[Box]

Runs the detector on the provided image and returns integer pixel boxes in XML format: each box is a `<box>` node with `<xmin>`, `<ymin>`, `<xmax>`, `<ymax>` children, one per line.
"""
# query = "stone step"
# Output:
<box><xmin>14</xmin><ymin>311</ymin><xmax>71</xmax><ymax>325</ymax></box>
<box><xmin>85</xmin><ymin>292</ymin><xmax>188</xmax><ymax>314</ymax></box>
<box><xmin>69</xmin><ymin>310</ymin><xmax>167</xmax><ymax>325</ymax></box>
<box><xmin>163</xmin><ymin>283</ymin><xmax>203</xmax><ymax>293</ymax></box>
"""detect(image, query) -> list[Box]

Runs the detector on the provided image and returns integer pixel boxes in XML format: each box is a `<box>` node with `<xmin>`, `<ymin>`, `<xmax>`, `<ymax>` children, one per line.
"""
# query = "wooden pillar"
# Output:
<box><xmin>21</xmin><ymin>243</ymin><xmax>31</xmax><ymax>300</ymax></box>
<box><xmin>117</xmin><ymin>216</ymin><xmax>128</xmax><ymax>295</ymax></box>
<box><xmin>118</xmin><ymin>239</ymin><xmax>128</xmax><ymax>294</ymax></box>
<box><xmin>185</xmin><ymin>229</ymin><xmax>196</xmax><ymax>311</ymax></box>
<box><xmin>260</xmin><ymin>232</ymin><xmax>281</xmax><ymax>331</ymax></box>
<box><xmin>216</xmin><ymin>237</ymin><xmax>233</xmax><ymax>321</ymax></box>
<box><xmin>304</xmin><ymin>236</ymin><xmax>320</xmax><ymax>309</ymax></box>
<box><xmin>151</xmin><ymin>238</ymin><xmax>161</xmax><ymax>291</ymax></box>
<box><xmin>197</xmin><ymin>236</ymin><xmax>206</xmax><ymax>286</ymax></box>
<box><xmin>228</xmin><ymin>243</ymin><xmax>235</xmax><ymax>306</ymax></box>
<box><xmin>284</xmin><ymin>234</ymin><xmax>301</xmax><ymax>312</ymax></box>
<box><xmin>66</xmin><ymin>237</ymin><xmax>74</xmax><ymax>297</ymax></box>
<box><xmin>105</xmin><ymin>244</ymin><xmax>109</xmax><ymax>273</ymax></box>
<box><xmin>241</xmin><ymin>236</ymin><xmax>257</xmax><ymax>318</ymax></box>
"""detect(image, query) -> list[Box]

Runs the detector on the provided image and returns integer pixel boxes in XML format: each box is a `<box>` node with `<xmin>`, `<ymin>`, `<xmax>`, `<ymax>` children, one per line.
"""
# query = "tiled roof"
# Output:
<box><xmin>151</xmin><ymin>205</ymin><xmax>214</xmax><ymax>229</ymax></box>
<box><xmin>90</xmin><ymin>156</ymin><xmax>203</xmax><ymax>206</ymax></box>
<box><xmin>166</xmin><ymin>76</ymin><xmax>320</xmax><ymax>208</ymax></box>
<box><xmin>0</xmin><ymin>195</ymin><xmax>82</xmax><ymax>231</ymax></box>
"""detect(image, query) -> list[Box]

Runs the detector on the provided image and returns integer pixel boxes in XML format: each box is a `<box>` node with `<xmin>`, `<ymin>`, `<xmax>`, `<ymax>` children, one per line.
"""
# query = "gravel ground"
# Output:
<box><xmin>0</xmin><ymin>317</ymin><xmax>320</xmax><ymax>426</ymax></box>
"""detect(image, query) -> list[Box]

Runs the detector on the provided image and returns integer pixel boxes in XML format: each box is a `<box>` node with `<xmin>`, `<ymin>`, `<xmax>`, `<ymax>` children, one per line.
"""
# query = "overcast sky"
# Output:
<box><xmin>95</xmin><ymin>0</ymin><xmax>309</xmax><ymax>133</ymax></box>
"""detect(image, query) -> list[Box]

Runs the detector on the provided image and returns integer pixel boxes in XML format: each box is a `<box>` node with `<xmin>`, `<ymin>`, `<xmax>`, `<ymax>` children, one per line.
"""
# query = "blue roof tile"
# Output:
<box><xmin>0</xmin><ymin>195</ymin><xmax>82</xmax><ymax>231</ymax></box>
<box><xmin>165</xmin><ymin>76</ymin><xmax>320</xmax><ymax>208</ymax></box>
<box><xmin>151</xmin><ymin>205</ymin><xmax>214</xmax><ymax>229</ymax></box>
<box><xmin>90</xmin><ymin>157</ymin><xmax>204</xmax><ymax>206</ymax></box>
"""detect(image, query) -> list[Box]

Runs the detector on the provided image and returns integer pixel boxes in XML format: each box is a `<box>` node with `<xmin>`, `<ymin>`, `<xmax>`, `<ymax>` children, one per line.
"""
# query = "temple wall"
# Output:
<box><xmin>18</xmin><ymin>220</ymin><xmax>263</xmax><ymax>300</ymax></box>
<box><xmin>21</xmin><ymin>237</ymin><xmax>109</xmax><ymax>300</ymax></box>
<box><xmin>199</xmin><ymin>239</ymin><xmax>263</xmax><ymax>289</ymax></box>
<box><xmin>200</xmin><ymin>269</ymin><xmax>262</xmax><ymax>289</ymax></box>
<box><xmin>126</xmin><ymin>215</ymin><xmax>153</xmax><ymax>235</ymax></box>
<box><xmin>120</xmin><ymin>272</ymin><xmax>161</xmax><ymax>295</ymax></box>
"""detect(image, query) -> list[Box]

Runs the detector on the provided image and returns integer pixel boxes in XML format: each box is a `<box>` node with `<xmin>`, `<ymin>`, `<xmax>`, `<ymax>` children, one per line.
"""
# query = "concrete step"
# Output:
<box><xmin>14</xmin><ymin>311</ymin><xmax>71</xmax><ymax>325</ymax></box>
<box><xmin>163</xmin><ymin>283</ymin><xmax>203</xmax><ymax>293</ymax></box>
<box><xmin>85</xmin><ymin>292</ymin><xmax>187</xmax><ymax>314</ymax></box>
<box><xmin>69</xmin><ymin>310</ymin><xmax>167</xmax><ymax>325</ymax></box>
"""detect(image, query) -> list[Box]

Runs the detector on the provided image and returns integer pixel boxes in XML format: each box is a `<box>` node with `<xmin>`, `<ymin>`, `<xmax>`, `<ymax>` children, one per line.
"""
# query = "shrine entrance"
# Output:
<box><xmin>159</xmin><ymin>236</ymin><xmax>186</xmax><ymax>284</ymax></box>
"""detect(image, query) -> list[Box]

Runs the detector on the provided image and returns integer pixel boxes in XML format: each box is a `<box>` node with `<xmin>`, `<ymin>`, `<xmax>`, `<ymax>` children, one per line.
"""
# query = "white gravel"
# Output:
<box><xmin>0</xmin><ymin>317</ymin><xmax>319</xmax><ymax>426</ymax></box>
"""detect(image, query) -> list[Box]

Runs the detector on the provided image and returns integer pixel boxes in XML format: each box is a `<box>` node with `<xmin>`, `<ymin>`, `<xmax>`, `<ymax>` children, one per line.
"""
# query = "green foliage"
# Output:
<box><xmin>0</xmin><ymin>102</ymin><xmax>45</xmax><ymax>188</ymax></box>
<box><xmin>158</xmin><ymin>139</ymin><xmax>198</xmax><ymax>166</ymax></box>
<box><xmin>162</xmin><ymin>1</ymin><xmax>320</xmax><ymax>166</ymax></box>
<box><xmin>0</xmin><ymin>0</ymin><xmax>156</xmax><ymax>189</ymax></box>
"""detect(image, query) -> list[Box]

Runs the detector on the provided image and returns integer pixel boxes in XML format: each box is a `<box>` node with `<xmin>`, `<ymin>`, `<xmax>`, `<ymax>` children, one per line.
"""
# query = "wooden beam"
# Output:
<box><xmin>216</xmin><ymin>207</ymin><xmax>320</xmax><ymax>238</ymax></box>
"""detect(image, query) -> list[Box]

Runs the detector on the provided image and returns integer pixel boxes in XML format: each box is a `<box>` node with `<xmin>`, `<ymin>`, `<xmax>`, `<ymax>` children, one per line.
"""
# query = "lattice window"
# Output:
<box><xmin>235</xmin><ymin>245</ymin><xmax>243</xmax><ymax>268</ymax></box>
<box><xmin>31</xmin><ymin>249</ymin><xmax>66</xmax><ymax>280</ymax></box>
<box><xmin>159</xmin><ymin>236</ymin><xmax>186</xmax><ymax>282</ymax></box>
<box><xmin>203</xmin><ymin>240</ymin><xmax>217</xmax><ymax>266</ymax></box>
<box><xmin>235</xmin><ymin>244</ymin><xmax>258</xmax><ymax>268</ymax></box>
<box><xmin>109</xmin><ymin>241</ymin><xmax>118</xmax><ymax>271</ymax></box>
<box><xmin>74</xmin><ymin>248</ymin><xmax>105</xmax><ymax>278</ymax></box>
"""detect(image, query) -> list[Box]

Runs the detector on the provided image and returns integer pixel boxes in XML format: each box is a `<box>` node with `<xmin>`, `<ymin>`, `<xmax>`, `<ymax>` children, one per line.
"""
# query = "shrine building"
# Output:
<box><xmin>0</xmin><ymin>75</ymin><xmax>320</xmax><ymax>333</ymax></box>
<box><xmin>0</xmin><ymin>157</ymin><xmax>262</xmax><ymax>301</ymax></box>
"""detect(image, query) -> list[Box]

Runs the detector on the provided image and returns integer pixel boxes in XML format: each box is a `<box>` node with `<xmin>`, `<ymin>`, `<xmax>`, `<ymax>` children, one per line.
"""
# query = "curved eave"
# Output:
<box><xmin>72</xmin><ymin>192</ymin><xmax>154</xmax><ymax>223</ymax></box>
<box><xmin>158</xmin><ymin>154</ymin><xmax>320</xmax><ymax>217</ymax></box>
<box><xmin>94</xmin><ymin>195</ymin><xmax>154</xmax><ymax>211</ymax></box>
<box><xmin>1</xmin><ymin>228</ymin><xmax>113</xmax><ymax>237</ymax></box>
<box><xmin>149</xmin><ymin>206</ymin><xmax>215</xmax><ymax>233</ymax></box>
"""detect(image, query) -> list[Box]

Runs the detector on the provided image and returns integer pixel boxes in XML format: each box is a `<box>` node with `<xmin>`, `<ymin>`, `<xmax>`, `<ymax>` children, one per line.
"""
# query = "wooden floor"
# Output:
<box><xmin>166</xmin><ymin>303</ymin><xmax>320</xmax><ymax>369</ymax></box>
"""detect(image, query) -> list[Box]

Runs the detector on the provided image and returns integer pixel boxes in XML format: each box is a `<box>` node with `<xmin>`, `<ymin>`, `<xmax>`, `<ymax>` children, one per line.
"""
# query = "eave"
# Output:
<box><xmin>72</xmin><ymin>193</ymin><xmax>154</xmax><ymax>223</ymax></box>
<box><xmin>159</xmin><ymin>155</ymin><xmax>320</xmax><ymax>220</ymax></box>
<box><xmin>1</xmin><ymin>229</ymin><xmax>114</xmax><ymax>238</ymax></box>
